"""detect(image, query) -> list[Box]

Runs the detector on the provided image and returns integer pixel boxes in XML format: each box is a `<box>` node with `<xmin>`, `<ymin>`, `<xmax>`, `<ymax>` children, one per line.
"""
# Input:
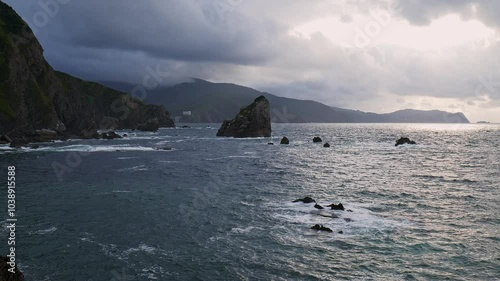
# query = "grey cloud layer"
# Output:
<box><xmin>3</xmin><ymin>0</ymin><xmax>499</xmax><ymax>121</ymax></box>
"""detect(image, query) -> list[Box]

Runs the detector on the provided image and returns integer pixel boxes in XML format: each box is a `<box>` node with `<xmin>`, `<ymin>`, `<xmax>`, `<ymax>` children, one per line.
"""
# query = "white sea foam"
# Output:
<box><xmin>36</xmin><ymin>144</ymin><xmax>163</xmax><ymax>153</ymax></box>
<box><xmin>123</xmin><ymin>244</ymin><xmax>157</xmax><ymax>255</ymax></box>
<box><xmin>240</xmin><ymin>201</ymin><xmax>255</xmax><ymax>207</ymax></box>
<box><xmin>230</xmin><ymin>226</ymin><xmax>256</xmax><ymax>234</ymax></box>
<box><xmin>0</xmin><ymin>145</ymin><xmax>14</xmax><ymax>151</ymax></box>
<box><xmin>29</xmin><ymin>227</ymin><xmax>58</xmax><ymax>235</ymax></box>
<box><xmin>227</xmin><ymin>155</ymin><xmax>259</xmax><ymax>159</ymax></box>
<box><xmin>155</xmin><ymin>140</ymin><xmax>172</xmax><ymax>145</ymax></box>
<box><xmin>269</xmin><ymin>200</ymin><xmax>406</xmax><ymax>236</ymax></box>
<box><xmin>117</xmin><ymin>157</ymin><xmax>139</xmax><ymax>160</ymax></box>
<box><xmin>117</xmin><ymin>165</ymin><xmax>148</xmax><ymax>172</ymax></box>
<box><xmin>140</xmin><ymin>265</ymin><xmax>169</xmax><ymax>280</ymax></box>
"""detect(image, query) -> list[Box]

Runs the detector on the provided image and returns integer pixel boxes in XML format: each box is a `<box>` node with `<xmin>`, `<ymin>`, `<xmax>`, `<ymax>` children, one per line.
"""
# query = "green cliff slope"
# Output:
<box><xmin>0</xmin><ymin>2</ymin><xmax>174</xmax><ymax>138</ymax></box>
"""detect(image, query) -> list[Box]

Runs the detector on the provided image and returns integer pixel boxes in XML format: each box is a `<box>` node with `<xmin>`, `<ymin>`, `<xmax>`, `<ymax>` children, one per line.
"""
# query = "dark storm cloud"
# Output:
<box><xmin>5</xmin><ymin>0</ymin><xmax>282</xmax><ymax>64</ymax></box>
<box><xmin>396</xmin><ymin>0</ymin><xmax>472</xmax><ymax>25</ymax></box>
<box><xmin>397</xmin><ymin>0</ymin><xmax>500</xmax><ymax>28</ymax></box>
<box><xmin>2</xmin><ymin>0</ymin><xmax>500</xmax><ymax>121</ymax></box>
<box><xmin>63</xmin><ymin>1</ymin><xmax>283</xmax><ymax>64</ymax></box>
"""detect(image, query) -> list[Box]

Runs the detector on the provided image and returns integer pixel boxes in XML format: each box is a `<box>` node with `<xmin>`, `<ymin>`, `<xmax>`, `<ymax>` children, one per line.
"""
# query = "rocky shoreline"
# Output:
<box><xmin>0</xmin><ymin>126</ymin><xmax>171</xmax><ymax>149</ymax></box>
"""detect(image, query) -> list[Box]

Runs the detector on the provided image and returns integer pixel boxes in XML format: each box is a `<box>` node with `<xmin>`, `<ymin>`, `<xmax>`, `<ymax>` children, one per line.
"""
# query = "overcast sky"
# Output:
<box><xmin>4</xmin><ymin>0</ymin><xmax>500</xmax><ymax>122</ymax></box>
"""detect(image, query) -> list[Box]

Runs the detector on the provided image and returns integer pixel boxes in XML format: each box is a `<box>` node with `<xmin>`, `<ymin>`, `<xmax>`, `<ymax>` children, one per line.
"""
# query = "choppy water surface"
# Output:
<box><xmin>1</xmin><ymin>123</ymin><xmax>499</xmax><ymax>280</ymax></box>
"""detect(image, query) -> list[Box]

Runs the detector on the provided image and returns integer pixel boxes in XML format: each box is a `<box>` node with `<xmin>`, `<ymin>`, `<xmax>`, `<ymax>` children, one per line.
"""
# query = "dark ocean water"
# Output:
<box><xmin>1</xmin><ymin>123</ymin><xmax>499</xmax><ymax>281</ymax></box>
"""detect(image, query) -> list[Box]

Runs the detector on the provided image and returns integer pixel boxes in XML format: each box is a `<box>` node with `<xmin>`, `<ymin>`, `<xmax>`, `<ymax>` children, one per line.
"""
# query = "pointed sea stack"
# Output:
<box><xmin>216</xmin><ymin>96</ymin><xmax>271</xmax><ymax>138</ymax></box>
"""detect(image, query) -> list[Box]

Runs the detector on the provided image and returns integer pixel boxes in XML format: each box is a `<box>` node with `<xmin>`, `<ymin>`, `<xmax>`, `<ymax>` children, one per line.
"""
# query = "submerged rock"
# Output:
<box><xmin>323</xmin><ymin>142</ymin><xmax>330</xmax><ymax>148</ymax></box>
<box><xmin>293</xmin><ymin>196</ymin><xmax>316</xmax><ymax>204</ymax></box>
<box><xmin>327</xmin><ymin>203</ymin><xmax>345</xmax><ymax>211</ymax></box>
<box><xmin>314</xmin><ymin>204</ymin><xmax>324</xmax><ymax>210</ymax></box>
<box><xmin>313</xmin><ymin>137</ymin><xmax>322</xmax><ymax>143</ymax></box>
<box><xmin>311</xmin><ymin>224</ymin><xmax>333</xmax><ymax>233</ymax></box>
<box><xmin>216</xmin><ymin>96</ymin><xmax>271</xmax><ymax>138</ymax></box>
<box><xmin>268</xmin><ymin>142</ymin><xmax>274</xmax><ymax>145</ymax></box>
<box><xmin>9</xmin><ymin>141</ymin><xmax>27</xmax><ymax>148</ymax></box>
<box><xmin>280</xmin><ymin>137</ymin><xmax>290</xmax><ymax>145</ymax></box>
<box><xmin>395</xmin><ymin>137</ymin><xmax>416</xmax><ymax>146</ymax></box>
<box><xmin>101</xmin><ymin>131</ymin><xmax>122</xmax><ymax>140</ymax></box>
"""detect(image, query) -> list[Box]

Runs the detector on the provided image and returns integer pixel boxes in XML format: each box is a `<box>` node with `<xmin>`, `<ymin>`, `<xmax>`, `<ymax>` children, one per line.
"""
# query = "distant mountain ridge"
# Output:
<box><xmin>102</xmin><ymin>79</ymin><xmax>470</xmax><ymax>124</ymax></box>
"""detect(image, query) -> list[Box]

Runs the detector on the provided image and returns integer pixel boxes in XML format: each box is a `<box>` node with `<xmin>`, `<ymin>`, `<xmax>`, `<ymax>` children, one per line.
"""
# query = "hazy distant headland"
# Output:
<box><xmin>102</xmin><ymin>79</ymin><xmax>470</xmax><ymax>124</ymax></box>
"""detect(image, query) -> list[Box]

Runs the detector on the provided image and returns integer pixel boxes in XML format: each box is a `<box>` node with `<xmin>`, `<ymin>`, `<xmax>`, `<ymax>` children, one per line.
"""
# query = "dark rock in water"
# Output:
<box><xmin>181</xmin><ymin>125</ymin><xmax>191</xmax><ymax>128</ymax></box>
<box><xmin>102</xmin><ymin>131</ymin><xmax>122</xmax><ymax>140</ymax></box>
<box><xmin>137</xmin><ymin>119</ymin><xmax>160</xmax><ymax>132</ymax></box>
<box><xmin>313</xmin><ymin>137</ymin><xmax>322</xmax><ymax>143</ymax></box>
<box><xmin>293</xmin><ymin>196</ymin><xmax>316</xmax><ymax>203</ymax></box>
<box><xmin>30</xmin><ymin>145</ymin><xmax>40</xmax><ymax>149</ymax></box>
<box><xmin>323</xmin><ymin>143</ymin><xmax>330</xmax><ymax>148</ymax></box>
<box><xmin>268</xmin><ymin>142</ymin><xmax>274</xmax><ymax>145</ymax></box>
<box><xmin>0</xmin><ymin>256</ymin><xmax>24</xmax><ymax>281</ymax></box>
<box><xmin>314</xmin><ymin>204</ymin><xmax>324</xmax><ymax>210</ymax></box>
<box><xmin>338</xmin><ymin>230</ymin><xmax>344</xmax><ymax>234</ymax></box>
<box><xmin>217</xmin><ymin>96</ymin><xmax>271</xmax><ymax>138</ymax></box>
<box><xmin>123</xmin><ymin>134</ymin><xmax>128</xmax><ymax>137</ymax></box>
<box><xmin>155</xmin><ymin>147</ymin><xmax>173</xmax><ymax>151</ymax></box>
<box><xmin>311</xmin><ymin>224</ymin><xmax>333</xmax><ymax>233</ymax></box>
<box><xmin>327</xmin><ymin>203</ymin><xmax>345</xmax><ymax>211</ymax></box>
<box><xmin>344</xmin><ymin>218</ymin><xmax>353</xmax><ymax>222</ymax></box>
<box><xmin>9</xmin><ymin>141</ymin><xmax>27</xmax><ymax>148</ymax></box>
<box><xmin>395</xmin><ymin>137</ymin><xmax>416</xmax><ymax>146</ymax></box>
<box><xmin>280</xmin><ymin>137</ymin><xmax>290</xmax><ymax>144</ymax></box>
<box><xmin>347</xmin><ymin>209</ymin><xmax>353</xmax><ymax>212</ymax></box>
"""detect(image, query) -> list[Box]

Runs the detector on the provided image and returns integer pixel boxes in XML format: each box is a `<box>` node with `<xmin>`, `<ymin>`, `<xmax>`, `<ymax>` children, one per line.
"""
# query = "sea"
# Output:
<box><xmin>0</xmin><ymin>123</ymin><xmax>499</xmax><ymax>281</ymax></box>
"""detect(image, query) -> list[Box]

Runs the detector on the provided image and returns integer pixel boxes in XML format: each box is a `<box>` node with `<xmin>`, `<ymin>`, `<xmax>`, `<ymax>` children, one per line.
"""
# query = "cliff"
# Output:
<box><xmin>217</xmin><ymin>95</ymin><xmax>271</xmax><ymax>138</ymax></box>
<box><xmin>0</xmin><ymin>2</ymin><xmax>174</xmax><ymax>141</ymax></box>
